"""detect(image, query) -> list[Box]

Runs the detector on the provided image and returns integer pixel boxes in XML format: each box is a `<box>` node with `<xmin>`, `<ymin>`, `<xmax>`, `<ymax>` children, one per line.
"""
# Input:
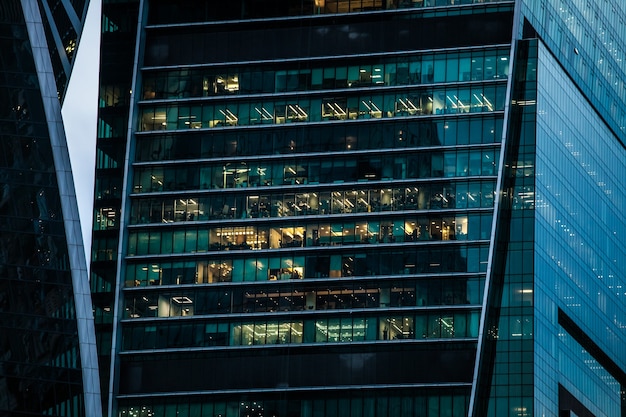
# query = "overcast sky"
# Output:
<box><xmin>61</xmin><ymin>0</ymin><xmax>102</xmax><ymax>258</ymax></box>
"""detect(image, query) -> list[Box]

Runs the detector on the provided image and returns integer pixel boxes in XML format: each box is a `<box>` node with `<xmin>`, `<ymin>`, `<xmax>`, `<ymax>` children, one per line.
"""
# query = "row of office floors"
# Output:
<box><xmin>108</xmin><ymin>15</ymin><xmax>510</xmax><ymax>413</ymax></box>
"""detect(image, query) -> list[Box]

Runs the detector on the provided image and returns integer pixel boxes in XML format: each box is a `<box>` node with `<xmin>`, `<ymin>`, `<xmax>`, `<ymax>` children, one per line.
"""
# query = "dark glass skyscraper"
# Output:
<box><xmin>0</xmin><ymin>0</ymin><xmax>100</xmax><ymax>416</ymax></box>
<box><xmin>92</xmin><ymin>1</ymin><xmax>626</xmax><ymax>416</ymax></box>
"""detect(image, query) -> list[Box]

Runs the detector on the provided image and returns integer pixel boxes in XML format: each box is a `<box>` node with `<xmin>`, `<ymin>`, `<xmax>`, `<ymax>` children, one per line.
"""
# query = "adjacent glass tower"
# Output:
<box><xmin>92</xmin><ymin>1</ymin><xmax>626</xmax><ymax>416</ymax></box>
<box><xmin>0</xmin><ymin>0</ymin><xmax>101</xmax><ymax>416</ymax></box>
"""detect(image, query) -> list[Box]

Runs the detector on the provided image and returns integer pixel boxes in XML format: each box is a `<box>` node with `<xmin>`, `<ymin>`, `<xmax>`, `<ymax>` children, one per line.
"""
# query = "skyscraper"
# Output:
<box><xmin>93</xmin><ymin>1</ymin><xmax>626</xmax><ymax>416</ymax></box>
<box><xmin>0</xmin><ymin>0</ymin><xmax>100</xmax><ymax>416</ymax></box>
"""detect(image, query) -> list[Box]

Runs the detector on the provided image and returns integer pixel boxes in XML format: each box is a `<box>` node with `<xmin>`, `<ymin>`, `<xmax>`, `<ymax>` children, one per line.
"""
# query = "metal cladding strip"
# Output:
<box><xmin>19</xmin><ymin>1</ymin><xmax>103</xmax><ymax>416</ymax></box>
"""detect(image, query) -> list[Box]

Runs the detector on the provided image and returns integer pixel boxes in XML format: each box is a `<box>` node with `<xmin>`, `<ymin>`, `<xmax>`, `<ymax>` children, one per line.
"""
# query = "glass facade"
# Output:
<box><xmin>471</xmin><ymin>38</ymin><xmax>537</xmax><ymax>417</ymax></box>
<box><xmin>533</xmin><ymin>41</ymin><xmax>626</xmax><ymax>417</ymax></box>
<box><xmin>0</xmin><ymin>0</ymin><xmax>99</xmax><ymax>416</ymax></box>
<box><xmin>97</xmin><ymin>1</ymin><xmax>514</xmax><ymax>416</ymax></box>
<box><xmin>521</xmin><ymin>0</ymin><xmax>626</xmax><ymax>143</ymax></box>
<box><xmin>471</xmin><ymin>24</ymin><xmax>626</xmax><ymax>417</ymax></box>
<box><xmin>93</xmin><ymin>1</ymin><xmax>626</xmax><ymax>417</ymax></box>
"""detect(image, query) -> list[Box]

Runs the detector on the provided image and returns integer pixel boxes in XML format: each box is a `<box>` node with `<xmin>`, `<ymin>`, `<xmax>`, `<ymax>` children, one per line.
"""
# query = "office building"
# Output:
<box><xmin>0</xmin><ymin>0</ymin><xmax>101</xmax><ymax>416</ymax></box>
<box><xmin>92</xmin><ymin>1</ymin><xmax>626</xmax><ymax>416</ymax></box>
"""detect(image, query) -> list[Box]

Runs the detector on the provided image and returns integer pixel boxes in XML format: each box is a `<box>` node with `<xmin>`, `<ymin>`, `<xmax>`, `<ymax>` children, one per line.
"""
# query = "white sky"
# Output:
<box><xmin>62</xmin><ymin>0</ymin><xmax>102</xmax><ymax>258</ymax></box>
